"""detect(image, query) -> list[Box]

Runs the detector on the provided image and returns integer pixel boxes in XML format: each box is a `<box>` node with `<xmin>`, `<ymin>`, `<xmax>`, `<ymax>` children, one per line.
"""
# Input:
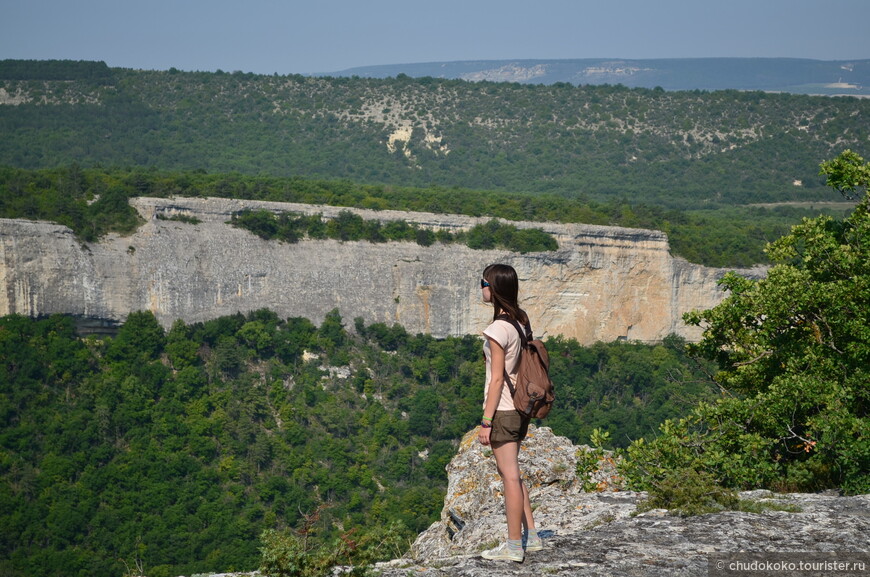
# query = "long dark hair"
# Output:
<box><xmin>483</xmin><ymin>263</ymin><xmax>529</xmax><ymax>325</ymax></box>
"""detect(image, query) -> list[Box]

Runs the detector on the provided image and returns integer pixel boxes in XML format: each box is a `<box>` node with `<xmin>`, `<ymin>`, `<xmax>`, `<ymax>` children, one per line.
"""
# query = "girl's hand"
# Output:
<box><xmin>478</xmin><ymin>425</ymin><xmax>491</xmax><ymax>446</ymax></box>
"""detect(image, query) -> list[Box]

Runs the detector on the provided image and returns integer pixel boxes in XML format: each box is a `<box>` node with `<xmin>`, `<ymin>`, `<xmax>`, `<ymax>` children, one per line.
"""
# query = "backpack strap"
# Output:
<box><xmin>494</xmin><ymin>315</ymin><xmax>532</xmax><ymax>397</ymax></box>
<box><xmin>495</xmin><ymin>314</ymin><xmax>532</xmax><ymax>347</ymax></box>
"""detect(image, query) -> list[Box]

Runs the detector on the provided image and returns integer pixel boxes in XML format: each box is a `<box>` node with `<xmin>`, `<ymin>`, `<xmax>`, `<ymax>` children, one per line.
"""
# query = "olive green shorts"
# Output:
<box><xmin>490</xmin><ymin>410</ymin><xmax>530</xmax><ymax>444</ymax></box>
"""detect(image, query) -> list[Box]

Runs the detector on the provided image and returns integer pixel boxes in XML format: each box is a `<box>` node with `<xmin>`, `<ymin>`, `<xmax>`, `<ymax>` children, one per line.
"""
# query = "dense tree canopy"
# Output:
<box><xmin>2</xmin><ymin>65</ymin><xmax>864</xmax><ymax>208</ymax></box>
<box><xmin>1</xmin><ymin>309</ymin><xmax>717</xmax><ymax>577</ymax></box>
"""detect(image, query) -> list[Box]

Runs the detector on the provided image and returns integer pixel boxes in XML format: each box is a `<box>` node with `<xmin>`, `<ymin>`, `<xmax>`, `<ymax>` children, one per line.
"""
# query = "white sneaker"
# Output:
<box><xmin>525</xmin><ymin>538</ymin><xmax>544</xmax><ymax>552</ymax></box>
<box><xmin>481</xmin><ymin>542</ymin><xmax>524</xmax><ymax>562</ymax></box>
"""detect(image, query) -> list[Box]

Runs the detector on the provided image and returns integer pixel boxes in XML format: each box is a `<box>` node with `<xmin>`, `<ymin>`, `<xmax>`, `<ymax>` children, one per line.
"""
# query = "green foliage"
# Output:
<box><xmin>230</xmin><ymin>209</ymin><xmax>558</xmax><ymax>253</ymax></box>
<box><xmin>259</xmin><ymin>528</ymin><xmax>317</xmax><ymax>577</ymax></box>
<box><xmin>258</xmin><ymin>510</ymin><xmax>407</xmax><ymax>577</ymax></box>
<box><xmin>0</xmin><ymin>164</ymin><xmax>145</xmax><ymax>242</ymax></box>
<box><xmin>575</xmin><ymin>449</ymin><xmax>604</xmax><ymax>493</ymax></box>
<box><xmin>545</xmin><ymin>334</ymin><xmax>719</xmax><ymax>448</ymax></box>
<box><xmin>1</xmin><ymin>67</ymin><xmax>866</xmax><ymax>266</ymax></box>
<box><xmin>634</xmin><ymin>467</ymin><xmax>803</xmax><ymax>517</ymax></box>
<box><xmin>635</xmin><ymin>468</ymin><xmax>740</xmax><ymax>517</ymax></box>
<box><xmin>106</xmin><ymin>310</ymin><xmax>166</xmax><ymax>361</ymax></box>
<box><xmin>0</xmin><ymin>67</ymin><xmax>863</xmax><ymax>210</ymax></box>
<box><xmin>0</xmin><ymin>310</ymin><xmax>719</xmax><ymax>577</ymax></box>
<box><xmin>0</xmin><ymin>59</ymin><xmax>112</xmax><ymax>81</ymax></box>
<box><xmin>575</xmin><ymin>428</ymin><xmax>614</xmax><ymax>492</ymax></box>
<box><xmin>461</xmin><ymin>219</ymin><xmax>558</xmax><ymax>253</ymax></box>
<box><xmin>0</xmin><ymin>165</ymin><xmax>849</xmax><ymax>266</ymax></box>
<box><xmin>589</xmin><ymin>427</ymin><xmax>611</xmax><ymax>448</ymax></box>
<box><xmin>622</xmin><ymin>151</ymin><xmax>870</xmax><ymax>495</ymax></box>
<box><xmin>667</xmin><ymin>204</ymin><xmax>853</xmax><ymax>268</ymax></box>
<box><xmin>820</xmin><ymin>149</ymin><xmax>870</xmax><ymax>201</ymax></box>
<box><xmin>156</xmin><ymin>213</ymin><xmax>201</xmax><ymax>225</ymax></box>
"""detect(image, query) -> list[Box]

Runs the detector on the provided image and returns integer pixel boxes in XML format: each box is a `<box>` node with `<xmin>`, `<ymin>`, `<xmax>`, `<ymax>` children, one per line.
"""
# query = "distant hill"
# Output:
<box><xmin>328</xmin><ymin>58</ymin><xmax>870</xmax><ymax>96</ymax></box>
<box><xmin>1</xmin><ymin>60</ymin><xmax>869</xmax><ymax>209</ymax></box>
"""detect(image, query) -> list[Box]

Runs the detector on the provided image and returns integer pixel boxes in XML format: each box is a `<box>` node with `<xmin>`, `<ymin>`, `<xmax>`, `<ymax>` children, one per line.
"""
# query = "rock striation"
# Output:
<box><xmin>0</xmin><ymin>197</ymin><xmax>763</xmax><ymax>342</ymax></box>
<box><xmin>375</xmin><ymin>426</ymin><xmax>870</xmax><ymax>577</ymax></box>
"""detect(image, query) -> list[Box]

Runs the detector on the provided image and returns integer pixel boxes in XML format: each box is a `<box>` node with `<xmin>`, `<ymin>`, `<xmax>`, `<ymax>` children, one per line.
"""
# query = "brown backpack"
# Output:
<box><xmin>498</xmin><ymin>316</ymin><xmax>555</xmax><ymax>419</ymax></box>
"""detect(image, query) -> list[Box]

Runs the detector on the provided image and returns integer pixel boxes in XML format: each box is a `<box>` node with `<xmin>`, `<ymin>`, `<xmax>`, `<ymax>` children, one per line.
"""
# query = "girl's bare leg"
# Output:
<box><xmin>521</xmin><ymin>475</ymin><xmax>536</xmax><ymax>532</ymax></box>
<box><xmin>492</xmin><ymin>441</ymin><xmax>535</xmax><ymax>540</ymax></box>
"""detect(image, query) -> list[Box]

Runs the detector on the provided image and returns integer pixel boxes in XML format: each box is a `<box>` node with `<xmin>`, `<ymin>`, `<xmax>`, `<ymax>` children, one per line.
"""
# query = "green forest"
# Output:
<box><xmin>0</xmin><ymin>310</ymin><xmax>716</xmax><ymax>577</ymax></box>
<box><xmin>0</xmin><ymin>61</ymin><xmax>866</xmax><ymax>208</ymax></box>
<box><xmin>0</xmin><ymin>165</ymin><xmax>850</xmax><ymax>267</ymax></box>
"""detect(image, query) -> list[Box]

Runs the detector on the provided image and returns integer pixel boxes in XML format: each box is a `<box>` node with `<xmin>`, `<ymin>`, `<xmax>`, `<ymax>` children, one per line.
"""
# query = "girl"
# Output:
<box><xmin>477</xmin><ymin>263</ymin><xmax>543</xmax><ymax>562</ymax></box>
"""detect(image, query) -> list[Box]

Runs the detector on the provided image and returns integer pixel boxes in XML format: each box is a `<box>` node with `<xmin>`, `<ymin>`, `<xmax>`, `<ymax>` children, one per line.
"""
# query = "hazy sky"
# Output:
<box><xmin>2</xmin><ymin>0</ymin><xmax>868</xmax><ymax>74</ymax></box>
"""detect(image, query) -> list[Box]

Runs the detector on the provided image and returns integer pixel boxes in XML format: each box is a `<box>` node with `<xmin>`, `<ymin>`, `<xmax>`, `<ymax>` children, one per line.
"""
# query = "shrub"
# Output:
<box><xmin>635</xmin><ymin>468</ymin><xmax>739</xmax><ymax>517</ymax></box>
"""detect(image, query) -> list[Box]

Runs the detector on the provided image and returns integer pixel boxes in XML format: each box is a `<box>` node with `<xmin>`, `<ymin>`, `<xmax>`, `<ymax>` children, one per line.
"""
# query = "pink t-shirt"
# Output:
<box><xmin>482</xmin><ymin>319</ymin><xmax>522</xmax><ymax>412</ymax></box>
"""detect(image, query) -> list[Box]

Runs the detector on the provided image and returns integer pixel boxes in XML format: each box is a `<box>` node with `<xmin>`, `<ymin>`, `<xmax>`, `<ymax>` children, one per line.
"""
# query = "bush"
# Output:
<box><xmin>259</xmin><ymin>516</ymin><xmax>408</xmax><ymax>577</ymax></box>
<box><xmin>230</xmin><ymin>210</ymin><xmax>558</xmax><ymax>253</ymax></box>
<box><xmin>635</xmin><ymin>468</ymin><xmax>739</xmax><ymax>517</ymax></box>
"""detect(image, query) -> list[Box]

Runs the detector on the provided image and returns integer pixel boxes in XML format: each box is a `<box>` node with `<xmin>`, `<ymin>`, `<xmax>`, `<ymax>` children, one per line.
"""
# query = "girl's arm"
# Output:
<box><xmin>479</xmin><ymin>336</ymin><xmax>506</xmax><ymax>446</ymax></box>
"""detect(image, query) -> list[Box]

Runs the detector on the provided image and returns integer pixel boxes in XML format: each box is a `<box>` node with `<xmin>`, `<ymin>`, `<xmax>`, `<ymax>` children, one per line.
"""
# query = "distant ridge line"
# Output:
<box><xmin>323</xmin><ymin>57</ymin><xmax>870</xmax><ymax>95</ymax></box>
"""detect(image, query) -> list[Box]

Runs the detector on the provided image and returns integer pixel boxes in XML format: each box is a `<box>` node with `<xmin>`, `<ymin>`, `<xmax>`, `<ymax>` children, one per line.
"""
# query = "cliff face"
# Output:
<box><xmin>0</xmin><ymin>197</ymin><xmax>759</xmax><ymax>342</ymax></box>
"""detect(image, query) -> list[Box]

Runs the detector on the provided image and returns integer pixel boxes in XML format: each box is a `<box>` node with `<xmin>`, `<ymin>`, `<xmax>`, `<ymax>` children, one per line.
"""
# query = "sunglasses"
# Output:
<box><xmin>480</xmin><ymin>279</ymin><xmax>490</xmax><ymax>288</ymax></box>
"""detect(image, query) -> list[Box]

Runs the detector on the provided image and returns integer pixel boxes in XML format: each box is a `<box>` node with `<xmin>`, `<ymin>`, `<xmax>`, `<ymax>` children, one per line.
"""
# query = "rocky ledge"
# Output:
<box><xmin>375</xmin><ymin>426</ymin><xmax>870</xmax><ymax>576</ymax></box>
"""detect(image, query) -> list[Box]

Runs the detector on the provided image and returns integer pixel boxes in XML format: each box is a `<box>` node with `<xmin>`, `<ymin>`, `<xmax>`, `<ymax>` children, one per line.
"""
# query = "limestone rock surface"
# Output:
<box><xmin>376</xmin><ymin>427</ymin><xmax>870</xmax><ymax>577</ymax></box>
<box><xmin>0</xmin><ymin>197</ymin><xmax>763</xmax><ymax>343</ymax></box>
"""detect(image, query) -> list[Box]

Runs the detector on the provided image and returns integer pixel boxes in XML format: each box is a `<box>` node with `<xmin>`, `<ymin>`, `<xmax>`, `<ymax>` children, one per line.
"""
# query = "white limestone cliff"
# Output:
<box><xmin>0</xmin><ymin>197</ymin><xmax>763</xmax><ymax>342</ymax></box>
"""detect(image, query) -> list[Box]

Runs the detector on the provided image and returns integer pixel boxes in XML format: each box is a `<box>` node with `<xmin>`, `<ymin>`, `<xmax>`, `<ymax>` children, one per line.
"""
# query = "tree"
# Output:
<box><xmin>106</xmin><ymin>311</ymin><xmax>166</xmax><ymax>362</ymax></box>
<box><xmin>624</xmin><ymin>151</ymin><xmax>870</xmax><ymax>494</ymax></box>
<box><xmin>408</xmin><ymin>389</ymin><xmax>439</xmax><ymax>436</ymax></box>
<box><xmin>315</xmin><ymin>309</ymin><xmax>346</xmax><ymax>353</ymax></box>
<box><xmin>165</xmin><ymin>319</ymin><xmax>200</xmax><ymax>369</ymax></box>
